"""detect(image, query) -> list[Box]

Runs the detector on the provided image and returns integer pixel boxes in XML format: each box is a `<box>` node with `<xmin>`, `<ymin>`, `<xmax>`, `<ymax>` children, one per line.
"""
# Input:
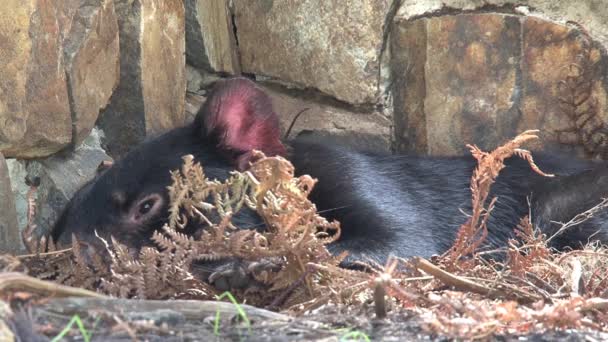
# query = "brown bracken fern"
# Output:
<box><xmin>440</xmin><ymin>130</ymin><xmax>553</xmax><ymax>268</ymax></box>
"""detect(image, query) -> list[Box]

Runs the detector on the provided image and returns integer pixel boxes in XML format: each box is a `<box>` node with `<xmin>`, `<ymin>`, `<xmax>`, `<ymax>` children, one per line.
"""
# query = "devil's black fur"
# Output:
<box><xmin>52</xmin><ymin>77</ymin><xmax>608</xmax><ymax>266</ymax></box>
<box><xmin>291</xmin><ymin>135</ymin><xmax>608</xmax><ymax>261</ymax></box>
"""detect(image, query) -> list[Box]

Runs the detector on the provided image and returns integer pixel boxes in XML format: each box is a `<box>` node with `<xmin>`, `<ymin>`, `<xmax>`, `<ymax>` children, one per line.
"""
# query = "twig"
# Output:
<box><xmin>413</xmin><ymin>257</ymin><xmax>542</xmax><ymax>303</ymax></box>
<box><xmin>42</xmin><ymin>297</ymin><xmax>291</xmax><ymax>322</ymax></box>
<box><xmin>581</xmin><ymin>297</ymin><xmax>608</xmax><ymax>312</ymax></box>
<box><xmin>504</xmin><ymin>275</ymin><xmax>553</xmax><ymax>302</ymax></box>
<box><xmin>110</xmin><ymin>314</ymin><xmax>138</xmax><ymax>341</ymax></box>
<box><xmin>16</xmin><ymin>248</ymin><xmax>73</xmax><ymax>259</ymax></box>
<box><xmin>525</xmin><ymin>272</ymin><xmax>558</xmax><ymax>294</ymax></box>
<box><xmin>570</xmin><ymin>258</ymin><xmax>585</xmax><ymax>297</ymax></box>
<box><xmin>0</xmin><ymin>272</ymin><xmax>106</xmax><ymax>298</ymax></box>
<box><xmin>374</xmin><ymin>273</ymin><xmax>389</xmax><ymax>319</ymax></box>
<box><xmin>547</xmin><ymin>198</ymin><xmax>608</xmax><ymax>243</ymax></box>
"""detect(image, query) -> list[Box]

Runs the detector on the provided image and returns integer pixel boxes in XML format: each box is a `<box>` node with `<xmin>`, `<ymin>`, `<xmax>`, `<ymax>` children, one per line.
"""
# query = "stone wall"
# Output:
<box><xmin>2</xmin><ymin>0</ymin><xmax>608</xmax><ymax>252</ymax></box>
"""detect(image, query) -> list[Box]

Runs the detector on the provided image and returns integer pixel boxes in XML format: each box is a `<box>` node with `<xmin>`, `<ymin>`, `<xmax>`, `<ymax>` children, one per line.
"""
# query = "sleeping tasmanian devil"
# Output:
<box><xmin>52</xmin><ymin>76</ymin><xmax>608</xmax><ymax>272</ymax></box>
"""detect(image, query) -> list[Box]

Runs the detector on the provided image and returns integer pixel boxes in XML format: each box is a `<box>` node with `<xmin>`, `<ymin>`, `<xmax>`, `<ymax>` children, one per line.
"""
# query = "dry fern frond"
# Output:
<box><xmin>506</xmin><ymin>216</ymin><xmax>551</xmax><ymax>276</ymax></box>
<box><xmin>22</xmin><ymin>234</ymin><xmax>110</xmax><ymax>291</ymax></box>
<box><xmin>177</xmin><ymin>151</ymin><xmax>344</xmax><ymax>305</ymax></box>
<box><xmin>98</xmin><ymin>235</ymin><xmax>213</xmax><ymax>299</ymax></box>
<box><xmin>441</xmin><ymin>130</ymin><xmax>553</xmax><ymax>267</ymax></box>
<box><xmin>246</xmin><ymin>152</ymin><xmax>342</xmax><ymax>294</ymax></box>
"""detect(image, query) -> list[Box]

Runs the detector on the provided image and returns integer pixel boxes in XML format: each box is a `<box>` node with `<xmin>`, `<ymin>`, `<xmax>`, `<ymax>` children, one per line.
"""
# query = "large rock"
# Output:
<box><xmin>398</xmin><ymin>0</ymin><xmax>608</xmax><ymax>47</ymax></box>
<box><xmin>99</xmin><ymin>0</ymin><xmax>186</xmax><ymax>159</ymax></box>
<box><xmin>234</xmin><ymin>0</ymin><xmax>395</xmax><ymax>105</ymax></box>
<box><xmin>391</xmin><ymin>13</ymin><xmax>608</xmax><ymax>157</ymax></box>
<box><xmin>0</xmin><ymin>0</ymin><xmax>119</xmax><ymax>158</ymax></box>
<box><xmin>185</xmin><ymin>0</ymin><xmax>240</xmax><ymax>74</ymax></box>
<box><xmin>0</xmin><ymin>153</ymin><xmax>21</xmax><ymax>254</ymax></box>
<box><xmin>0</xmin><ymin>0</ymin><xmax>69</xmax><ymax>158</ymax></box>
<box><xmin>61</xmin><ymin>0</ymin><xmax>120</xmax><ymax>145</ymax></box>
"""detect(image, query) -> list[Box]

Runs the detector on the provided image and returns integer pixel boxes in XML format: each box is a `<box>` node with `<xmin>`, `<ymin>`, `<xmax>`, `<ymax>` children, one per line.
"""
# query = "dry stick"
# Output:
<box><xmin>0</xmin><ymin>272</ymin><xmax>106</xmax><ymax>298</ymax></box>
<box><xmin>42</xmin><ymin>297</ymin><xmax>292</xmax><ymax>322</ymax></box>
<box><xmin>17</xmin><ymin>248</ymin><xmax>73</xmax><ymax>259</ymax></box>
<box><xmin>267</xmin><ymin>242</ymin><xmax>332</xmax><ymax>310</ymax></box>
<box><xmin>268</xmin><ymin>262</ymin><xmax>315</xmax><ymax>310</ymax></box>
<box><xmin>110</xmin><ymin>314</ymin><xmax>139</xmax><ymax>341</ymax></box>
<box><xmin>558</xmin><ymin>250</ymin><xmax>608</xmax><ymax>259</ymax></box>
<box><xmin>297</xmin><ymin>263</ymin><xmax>370</xmax><ymax>313</ymax></box>
<box><xmin>413</xmin><ymin>257</ymin><xmax>542</xmax><ymax>303</ymax></box>
<box><xmin>525</xmin><ymin>271</ymin><xmax>558</xmax><ymax>294</ymax></box>
<box><xmin>504</xmin><ymin>274</ymin><xmax>553</xmax><ymax>302</ymax></box>
<box><xmin>464</xmin><ymin>275</ymin><xmax>545</xmax><ymax>302</ymax></box>
<box><xmin>570</xmin><ymin>257</ymin><xmax>584</xmax><ymax>297</ymax></box>
<box><xmin>373</xmin><ymin>273</ymin><xmax>390</xmax><ymax>319</ymax></box>
<box><xmin>547</xmin><ymin>198</ymin><xmax>608</xmax><ymax>244</ymax></box>
<box><xmin>581</xmin><ymin>297</ymin><xmax>608</xmax><ymax>312</ymax></box>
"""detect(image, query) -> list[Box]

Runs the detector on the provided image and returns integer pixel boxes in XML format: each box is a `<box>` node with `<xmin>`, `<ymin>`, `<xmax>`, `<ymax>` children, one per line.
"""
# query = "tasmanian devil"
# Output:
<box><xmin>51</xmin><ymin>76</ymin><xmax>608</xmax><ymax>268</ymax></box>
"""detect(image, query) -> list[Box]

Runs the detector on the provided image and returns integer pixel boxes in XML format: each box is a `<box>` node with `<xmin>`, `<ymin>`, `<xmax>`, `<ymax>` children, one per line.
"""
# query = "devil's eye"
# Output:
<box><xmin>139</xmin><ymin>199</ymin><xmax>155</xmax><ymax>215</ymax></box>
<box><xmin>131</xmin><ymin>194</ymin><xmax>163</xmax><ymax>222</ymax></box>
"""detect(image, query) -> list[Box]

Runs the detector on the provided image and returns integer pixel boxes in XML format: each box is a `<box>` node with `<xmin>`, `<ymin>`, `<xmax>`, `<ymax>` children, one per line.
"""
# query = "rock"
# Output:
<box><xmin>391</xmin><ymin>13</ymin><xmax>608</xmax><ymax>156</ymax></box>
<box><xmin>185</xmin><ymin>92</ymin><xmax>206</xmax><ymax>123</ymax></box>
<box><xmin>0</xmin><ymin>1</ymin><xmax>70</xmax><ymax>158</ymax></box>
<box><xmin>429</xmin><ymin>14</ymin><xmax>519</xmax><ymax>154</ymax></box>
<box><xmin>186</xmin><ymin>65</ymin><xmax>205</xmax><ymax>93</ymax></box>
<box><xmin>0</xmin><ymin>153</ymin><xmax>21</xmax><ymax>254</ymax></box>
<box><xmin>6</xmin><ymin>160</ymin><xmax>28</xmax><ymax>236</ymax></box>
<box><xmin>0</xmin><ymin>0</ymin><xmax>119</xmax><ymax>158</ymax></box>
<box><xmin>234</xmin><ymin>0</ymin><xmax>395</xmax><ymax>105</ymax></box>
<box><xmin>521</xmin><ymin>17</ymin><xmax>608</xmax><ymax>159</ymax></box>
<box><xmin>391</xmin><ymin>19</ymin><xmax>428</xmax><ymax>155</ymax></box>
<box><xmin>260</xmin><ymin>83</ymin><xmax>392</xmax><ymax>151</ymax></box>
<box><xmin>185</xmin><ymin>65</ymin><xmax>224</xmax><ymax>96</ymax></box>
<box><xmin>198</xmin><ymin>71</ymin><xmax>223</xmax><ymax>91</ymax></box>
<box><xmin>397</xmin><ymin>0</ymin><xmax>608</xmax><ymax>48</ymax></box>
<box><xmin>99</xmin><ymin>0</ymin><xmax>186</xmax><ymax>159</ymax></box>
<box><xmin>61</xmin><ymin>0</ymin><xmax>120</xmax><ymax>145</ymax></box>
<box><xmin>185</xmin><ymin>0</ymin><xmax>240</xmax><ymax>74</ymax></box>
<box><xmin>30</xmin><ymin>128</ymin><xmax>111</xmax><ymax>238</ymax></box>
<box><xmin>8</xmin><ymin>129</ymin><xmax>111</xmax><ymax>240</ymax></box>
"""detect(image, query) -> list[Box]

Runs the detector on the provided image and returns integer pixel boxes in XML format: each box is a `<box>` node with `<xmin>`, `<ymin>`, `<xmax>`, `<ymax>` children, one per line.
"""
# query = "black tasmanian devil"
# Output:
<box><xmin>52</xmin><ymin>77</ymin><xmax>608</xmax><ymax>267</ymax></box>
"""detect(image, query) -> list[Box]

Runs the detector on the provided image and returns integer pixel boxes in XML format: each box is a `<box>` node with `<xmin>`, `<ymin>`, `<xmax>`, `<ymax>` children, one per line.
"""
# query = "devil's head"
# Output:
<box><xmin>52</xmin><ymin>77</ymin><xmax>287</xmax><ymax>251</ymax></box>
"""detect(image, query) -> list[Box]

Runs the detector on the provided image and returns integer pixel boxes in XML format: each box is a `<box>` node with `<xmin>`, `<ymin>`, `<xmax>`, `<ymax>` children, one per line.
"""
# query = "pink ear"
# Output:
<box><xmin>200</xmin><ymin>77</ymin><xmax>286</xmax><ymax>168</ymax></box>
